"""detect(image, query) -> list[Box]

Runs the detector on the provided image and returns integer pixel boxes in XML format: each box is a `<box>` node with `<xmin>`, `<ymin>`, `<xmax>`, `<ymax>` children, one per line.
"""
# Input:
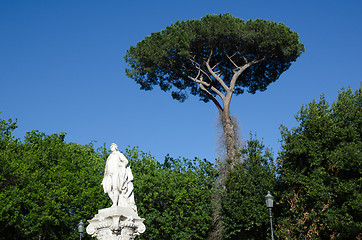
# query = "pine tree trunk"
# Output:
<box><xmin>208</xmin><ymin>87</ymin><xmax>240</xmax><ymax>239</ymax></box>
<box><xmin>208</xmin><ymin>110</ymin><xmax>240</xmax><ymax>240</ymax></box>
<box><xmin>221</xmin><ymin>110</ymin><xmax>239</xmax><ymax>168</ymax></box>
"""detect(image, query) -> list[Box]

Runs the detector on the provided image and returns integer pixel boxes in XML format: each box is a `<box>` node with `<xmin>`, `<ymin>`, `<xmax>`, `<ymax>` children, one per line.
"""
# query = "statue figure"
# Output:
<box><xmin>102</xmin><ymin>143</ymin><xmax>137</xmax><ymax>212</ymax></box>
<box><xmin>87</xmin><ymin>143</ymin><xmax>145</xmax><ymax>239</ymax></box>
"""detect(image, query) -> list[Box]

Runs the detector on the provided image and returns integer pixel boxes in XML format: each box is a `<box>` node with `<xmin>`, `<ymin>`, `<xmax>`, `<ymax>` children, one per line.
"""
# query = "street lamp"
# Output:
<box><xmin>265</xmin><ymin>191</ymin><xmax>274</xmax><ymax>240</ymax></box>
<box><xmin>77</xmin><ymin>220</ymin><xmax>85</xmax><ymax>240</ymax></box>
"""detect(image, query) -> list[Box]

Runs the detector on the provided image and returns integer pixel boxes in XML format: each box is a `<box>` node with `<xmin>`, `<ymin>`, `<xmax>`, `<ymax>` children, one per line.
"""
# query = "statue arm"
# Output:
<box><xmin>119</xmin><ymin>152</ymin><xmax>129</xmax><ymax>166</ymax></box>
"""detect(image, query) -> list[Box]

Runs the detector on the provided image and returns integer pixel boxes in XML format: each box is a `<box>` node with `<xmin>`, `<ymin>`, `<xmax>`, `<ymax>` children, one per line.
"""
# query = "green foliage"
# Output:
<box><xmin>222</xmin><ymin>134</ymin><xmax>277</xmax><ymax>239</ymax></box>
<box><xmin>124</xmin><ymin>147</ymin><xmax>217</xmax><ymax>240</ymax></box>
<box><xmin>0</xmin><ymin>114</ymin><xmax>18</xmax><ymax>149</ymax></box>
<box><xmin>125</xmin><ymin>13</ymin><xmax>304</xmax><ymax>102</ymax></box>
<box><xmin>0</xmin><ymin>115</ymin><xmax>217</xmax><ymax>240</ymax></box>
<box><xmin>0</xmin><ymin>119</ymin><xmax>108</xmax><ymax>240</ymax></box>
<box><xmin>276</xmin><ymin>86</ymin><xmax>362</xmax><ymax>239</ymax></box>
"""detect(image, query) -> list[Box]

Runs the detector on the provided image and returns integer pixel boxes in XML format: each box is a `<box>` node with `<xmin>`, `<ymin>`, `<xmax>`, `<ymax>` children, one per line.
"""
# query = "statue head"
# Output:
<box><xmin>110</xmin><ymin>143</ymin><xmax>118</xmax><ymax>152</ymax></box>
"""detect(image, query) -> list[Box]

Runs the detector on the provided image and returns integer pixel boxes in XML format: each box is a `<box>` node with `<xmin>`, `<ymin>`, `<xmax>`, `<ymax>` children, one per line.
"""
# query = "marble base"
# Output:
<box><xmin>86</xmin><ymin>206</ymin><xmax>145</xmax><ymax>240</ymax></box>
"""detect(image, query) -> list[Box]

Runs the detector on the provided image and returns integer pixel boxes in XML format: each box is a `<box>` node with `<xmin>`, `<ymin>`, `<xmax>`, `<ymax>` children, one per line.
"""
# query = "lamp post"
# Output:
<box><xmin>77</xmin><ymin>220</ymin><xmax>85</xmax><ymax>240</ymax></box>
<box><xmin>265</xmin><ymin>191</ymin><xmax>274</xmax><ymax>240</ymax></box>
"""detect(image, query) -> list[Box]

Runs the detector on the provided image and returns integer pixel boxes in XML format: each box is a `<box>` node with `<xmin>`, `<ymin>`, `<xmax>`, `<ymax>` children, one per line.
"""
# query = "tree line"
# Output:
<box><xmin>0</xmin><ymin>86</ymin><xmax>360</xmax><ymax>239</ymax></box>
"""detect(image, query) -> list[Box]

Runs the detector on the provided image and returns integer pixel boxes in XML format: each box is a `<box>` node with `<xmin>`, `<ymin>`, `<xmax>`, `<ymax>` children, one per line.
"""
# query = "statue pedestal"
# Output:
<box><xmin>86</xmin><ymin>207</ymin><xmax>145</xmax><ymax>240</ymax></box>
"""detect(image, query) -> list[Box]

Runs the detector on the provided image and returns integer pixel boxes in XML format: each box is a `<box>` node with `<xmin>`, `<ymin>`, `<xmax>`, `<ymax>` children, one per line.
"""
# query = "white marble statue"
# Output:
<box><xmin>87</xmin><ymin>143</ymin><xmax>145</xmax><ymax>239</ymax></box>
<box><xmin>102</xmin><ymin>143</ymin><xmax>137</xmax><ymax>212</ymax></box>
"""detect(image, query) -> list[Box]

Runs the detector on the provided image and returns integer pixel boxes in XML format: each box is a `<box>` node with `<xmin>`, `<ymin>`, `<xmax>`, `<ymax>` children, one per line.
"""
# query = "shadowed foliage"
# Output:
<box><xmin>222</xmin><ymin>134</ymin><xmax>276</xmax><ymax>239</ymax></box>
<box><xmin>276</xmin><ymin>86</ymin><xmax>362</xmax><ymax>239</ymax></box>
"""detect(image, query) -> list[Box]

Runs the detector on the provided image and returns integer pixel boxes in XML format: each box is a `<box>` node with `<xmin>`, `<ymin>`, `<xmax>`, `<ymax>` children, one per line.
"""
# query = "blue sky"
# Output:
<box><xmin>1</xmin><ymin>0</ymin><xmax>361</xmax><ymax>162</ymax></box>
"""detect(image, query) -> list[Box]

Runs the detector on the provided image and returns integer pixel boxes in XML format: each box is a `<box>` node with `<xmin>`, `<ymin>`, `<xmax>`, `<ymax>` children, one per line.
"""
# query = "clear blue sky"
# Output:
<box><xmin>1</xmin><ymin>0</ymin><xmax>361</xmax><ymax>162</ymax></box>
